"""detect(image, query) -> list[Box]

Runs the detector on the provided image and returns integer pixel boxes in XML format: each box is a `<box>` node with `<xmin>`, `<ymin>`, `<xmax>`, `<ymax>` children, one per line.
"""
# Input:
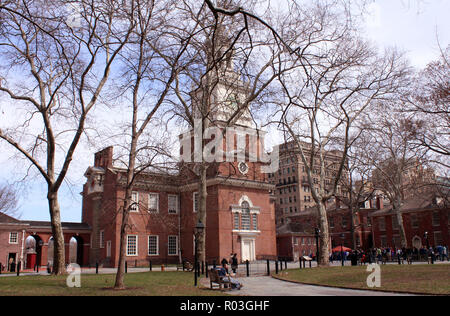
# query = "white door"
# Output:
<box><xmin>241</xmin><ymin>239</ymin><xmax>255</xmax><ymax>262</ymax></box>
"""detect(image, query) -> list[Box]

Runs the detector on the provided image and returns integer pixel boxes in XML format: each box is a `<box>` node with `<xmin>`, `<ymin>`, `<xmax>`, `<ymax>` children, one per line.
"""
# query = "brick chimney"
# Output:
<box><xmin>376</xmin><ymin>196</ymin><xmax>383</xmax><ymax>210</ymax></box>
<box><xmin>94</xmin><ymin>147</ymin><xmax>113</xmax><ymax>168</ymax></box>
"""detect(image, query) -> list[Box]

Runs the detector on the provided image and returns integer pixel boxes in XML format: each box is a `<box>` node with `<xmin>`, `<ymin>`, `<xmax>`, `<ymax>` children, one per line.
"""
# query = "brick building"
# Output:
<box><xmin>0</xmin><ymin>212</ymin><xmax>90</xmax><ymax>271</ymax></box>
<box><xmin>370</xmin><ymin>195</ymin><xmax>450</xmax><ymax>249</ymax></box>
<box><xmin>275</xmin><ymin>197</ymin><xmax>380</xmax><ymax>261</ymax></box>
<box><xmin>81</xmin><ymin>52</ymin><xmax>278</xmax><ymax>267</ymax></box>
<box><xmin>81</xmin><ymin>144</ymin><xmax>277</xmax><ymax>267</ymax></box>
<box><xmin>267</xmin><ymin>141</ymin><xmax>346</xmax><ymax>226</ymax></box>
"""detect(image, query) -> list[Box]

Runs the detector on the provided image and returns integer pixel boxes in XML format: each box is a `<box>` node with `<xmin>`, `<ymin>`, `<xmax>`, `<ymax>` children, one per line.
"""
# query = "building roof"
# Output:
<box><xmin>0</xmin><ymin>213</ymin><xmax>91</xmax><ymax>231</ymax></box>
<box><xmin>0</xmin><ymin>212</ymin><xmax>22</xmax><ymax>224</ymax></box>
<box><xmin>369</xmin><ymin>193</ymin><xmax>448</xmax><ymax>217</ymax></box>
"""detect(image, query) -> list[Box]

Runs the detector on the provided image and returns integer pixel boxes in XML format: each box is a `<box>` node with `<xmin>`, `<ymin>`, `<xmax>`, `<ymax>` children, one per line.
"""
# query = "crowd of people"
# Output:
<box><xmin>330</xmin><ymin>245</ymin><xmax>449</xmax><ymax>265</ymax></box>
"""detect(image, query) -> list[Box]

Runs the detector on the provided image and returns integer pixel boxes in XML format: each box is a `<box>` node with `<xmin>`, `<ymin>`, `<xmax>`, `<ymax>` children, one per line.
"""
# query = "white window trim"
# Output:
<box><xmin>131</xmin><ymin>191</ymin><xmax>139</xmax><ymax>212</ymax></box>
<box><xmin>9</xmin><ymin>232</ymin><xmax>18</xmax><ymax>244</ymax></box>
<box><xmin>148</xmin><ymin>193</ymin><xmax>160</xmax><ymax>213</ymax></box>
<box><xmin>126</xmin><ymin>235</ymin><xmax>138</xmax><ymax>257</ymax></box>
<box><xmin>168</xmin><ymin>235</ymin><xmax>179</xmax><ymax>256</ymax></box>
<box><xmin>168</xmin><ymin>194</ymin><xmax>179</xmax><ymax>214</ymax></box>
<box><xmin>148</xmin><ymin>235</ymin><xmax>159</xmax><ymax>256</ymax></box>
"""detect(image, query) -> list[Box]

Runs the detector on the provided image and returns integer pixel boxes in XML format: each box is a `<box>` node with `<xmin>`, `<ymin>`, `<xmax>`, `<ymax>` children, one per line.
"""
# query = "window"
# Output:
<box><xmin>241</xmin><ymin>202</ymin><xmax>251</xmax><ymax>231</ymax></box>
<box><xmin>380</xmin><ymin>236</ymin><xmax>387</xmax><ymax>247</ymax></box>
<box><xmin>193</xmin><ymin>192</ymin><xmax>199</xmax><ymax>213</ymax></box>
<box><xmin>252</xmin><ymin>214</ymin><xmax>258</xmax><ymax>230</ymax></box>
<box><xmin>148</xmin><ymin>193</ymin><xmax>159</xmax><ymax>213</ymax></box>
<box><xmin>329</xmin><ymin>217</ymin><xmax>335</xmax><ymax>228</ymax></box>
<box><xmin>410</xmin><ymin>214</ymin><xmax>419</xmax><ymax>228</ymax></box>
<box><xmin>434</xmin><ymin>231</ymin><xmax>443</xmax><ymax>246</ymax></box>
<box><xmin>131</xmin><ymin>192</ymin><xmax>139</xmax><ymax>212</ymax></box>
<box><xmin>378</xmin><ymin>217</ymin><xmax>386</xmax><ymax>231</ymax></box>
<box><xmin>234</xmin><ymin>213</ymin><xmax>240</xmax><ymax>230</ymax></box>
<box><xmin>148</xmin><ymin>236</ymin><xmax>159</xmax><ymax>256</ymax></box>
<box><xmin>106</xmin><ymin>241</ymin><xmax>111</xmax><ymax>258</ymax></box>
<box><xmin>168</xmin><ymin>236</ymin><xmax>178</xmax><ymax>256</ymax></box>
<box><xmin>168</xmin><ymin>195</ymin><xmax>178</xmax><ymax>214</ymax></box>
<box><xmin>9</xmin><ymin>232</ymin><xmax>18</xmax><ymax>244</ymax></box>
<box><xmin>432</xmin><ymin>211</ymin><xmax>440</xmax><ymax>227</ymax></box>
<box><xmin>126</xmin><ymin>235</ymin><xmax>138</xmax><ymax>256</ymax></box>
<box><xmin>99</xmin><ymin>230</ymin><xmax>105</xmax><ymax>249</ymax></box>
<box><xmin>392</xmin><ymin>216</ymin><xmax>399</xmax><ymax>230</ymax></box>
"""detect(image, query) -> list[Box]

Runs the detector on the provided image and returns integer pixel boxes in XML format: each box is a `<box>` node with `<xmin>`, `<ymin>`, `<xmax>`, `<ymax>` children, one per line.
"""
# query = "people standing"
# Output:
<box><xmin>231</xmin><ymin>253</ymin><xmax>238</xmax><ymax>275</ymax></box>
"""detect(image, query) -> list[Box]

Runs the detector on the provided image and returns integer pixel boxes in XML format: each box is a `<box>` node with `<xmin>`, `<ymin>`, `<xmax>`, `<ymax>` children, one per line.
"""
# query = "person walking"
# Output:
<box><xmin>231</xmin><ymin>253</ymin><xmax>238</xmax><ymax>275</ymax></box>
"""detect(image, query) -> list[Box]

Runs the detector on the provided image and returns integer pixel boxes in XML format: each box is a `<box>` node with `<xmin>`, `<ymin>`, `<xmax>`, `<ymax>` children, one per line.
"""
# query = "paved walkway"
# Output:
<box><xmin>228</xmin><ymin>276</ymin><xmax>413</xmax><ymax>296</ymax></box>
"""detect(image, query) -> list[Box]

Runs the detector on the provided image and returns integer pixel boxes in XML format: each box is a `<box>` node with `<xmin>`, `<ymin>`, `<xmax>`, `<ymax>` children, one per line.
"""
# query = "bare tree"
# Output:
<box><xmin>364</xmin><ymin>111</ymin><xmax>434</xmax><ymax>248</ymax></box>
<box><xmin>339</xmin><ymin>133</ymin><xmax>376</xmax><ymax>250</ymax></box>
<box><xmin>0</xmin><ymin>183</ymin><xmax>19</xmax><ymax>217</ymax></box>
<box><xmin>273</xmin><ymin>1</ymin><xmax>409</xmax><ymax>265</ymax></box>
<box><xmin>0</xmin><ymin>0</ymin><xmax>134</xmax><ymax>274</ymax></box>
<box><xmin>404</xmin><ymin>45</ymin><xmax>449</xmax><ymax>167</ymax></box>
<box><xmin>170</xmin><ymin>0</ymin><xmax>297</xmax><ymax>266</ymax></box>
<box><xmin>103</xmin><ymin>0</ymin><xmax>198</xmax><ymax>290</ymax></box>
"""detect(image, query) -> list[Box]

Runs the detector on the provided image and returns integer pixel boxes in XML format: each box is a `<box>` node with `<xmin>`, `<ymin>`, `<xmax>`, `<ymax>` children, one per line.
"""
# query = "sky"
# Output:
<box><xmin>0</xmin><ymin>0</ymin><xmax>449</xmax><ymax>223</ymax></box>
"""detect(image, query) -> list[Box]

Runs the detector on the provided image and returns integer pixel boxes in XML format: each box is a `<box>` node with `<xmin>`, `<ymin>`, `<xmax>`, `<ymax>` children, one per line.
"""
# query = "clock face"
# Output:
<box><xmin>226</xmin><ymin>93</ymin><xmax>239</xmax><ymax>111</ymax></box>
<box><xmin>238</xmin><ymin>162</ymin><xmax>249</xmax><ymax>175</ymax></box>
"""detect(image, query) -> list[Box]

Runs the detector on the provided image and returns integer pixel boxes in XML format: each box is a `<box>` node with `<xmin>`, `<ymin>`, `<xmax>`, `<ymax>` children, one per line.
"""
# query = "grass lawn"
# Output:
<box><xmin>0</xmin><ymin>271</ymin><xmax>226</xmax><ymax>296</ymax></box>
<box><xmin>275</xmin><ymin>264</ymin><xmax>450</xmax><ymax>295</ymax></box>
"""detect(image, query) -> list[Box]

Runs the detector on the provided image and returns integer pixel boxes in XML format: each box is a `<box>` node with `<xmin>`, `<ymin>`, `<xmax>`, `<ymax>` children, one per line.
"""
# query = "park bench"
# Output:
<box><xmin>209</xmin><ymin>268</ymin><xmax>232</xmax><ymax>291</ymax></box>
<box><xmin>177</xmin><ymin>260</ymin><xmax>194</xmax><ymax>272</ymax></box>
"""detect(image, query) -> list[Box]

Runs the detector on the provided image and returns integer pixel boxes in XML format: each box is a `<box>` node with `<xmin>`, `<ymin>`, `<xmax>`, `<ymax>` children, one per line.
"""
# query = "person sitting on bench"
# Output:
<box><xmin>217</xmin><ymin>264</ymin><xmax>242</xmax><ymax>290</ymax></box>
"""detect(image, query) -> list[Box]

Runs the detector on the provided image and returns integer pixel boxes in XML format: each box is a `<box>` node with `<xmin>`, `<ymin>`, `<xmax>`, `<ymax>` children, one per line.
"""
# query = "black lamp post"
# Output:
<box><xmin>340</xmin><ymin>233</ymin><xmax>345</xmax><ymax>266</ymax></box>
<box><xmin>194</xmin><ymin>220</ymin><xmax>205</xmax><ymax>286</ymax></box>
<box><xmin>314</xmin><ymin>228</ymin><xmax>320</xmax><ymax>264</ymax></box>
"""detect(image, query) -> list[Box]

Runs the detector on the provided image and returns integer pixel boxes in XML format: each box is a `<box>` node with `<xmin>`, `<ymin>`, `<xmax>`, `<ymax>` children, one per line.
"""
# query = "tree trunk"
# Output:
<box><xmin>317</xmin><ymin>201</ymin><xmax>330</xmax><ymax>266</ymax></box>
<box><xmin>351</xmin><ymin>207</ymin><xmax>359</xmax><ymax>250</ymax></box>
<box><xmin>48</xmin><ymin>192</ymin><xmax>66</xmax><ymax>275</ymax></box>
<box><xmin>396</xmin><ymin>210</ymin><xmax>408</xmax><ymax>248</ymax></box>
<box><xmin>114</xmin><ymin>207</ymin><xmax>131</xmax><ymax>289</ymax></box>
<box><xmin>197</xmin><ymin>165</ymin><xmax>208</xmax><ymax>265</ymax></box>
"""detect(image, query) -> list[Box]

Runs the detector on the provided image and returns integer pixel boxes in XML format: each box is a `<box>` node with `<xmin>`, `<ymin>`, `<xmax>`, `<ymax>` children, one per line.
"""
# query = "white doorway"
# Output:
<box><xmin>241</xmin><ymin>238</ymin><xmax>256</xmax><ymax>262</ymax></box>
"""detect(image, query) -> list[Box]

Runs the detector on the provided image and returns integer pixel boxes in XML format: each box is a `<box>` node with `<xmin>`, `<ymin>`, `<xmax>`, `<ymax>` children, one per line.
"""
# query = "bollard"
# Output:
<box><xmin>267</xmin><ymin>260</ymin><xmax>270</xmax><ymax>276</ymax></box>
<box><xmin>213</xmin><ymin>260</ymin><xmax>216</xmax><ymax>269</ymax></box>
<box><xmin>280</xmin><ymin>259</ymin><xmax>283</xmax><ymax>271</ymax></box>
<box><xmin>275</xmin><ymin>261</ymin><xmax>279</xmax><ymax>274</ymax></box>
<box><xmin>299</xmin><ymin>259</ymin><xmax>302</xmax><ymax>270</ymax></box>
<box><xmin>125</xmin><ymin>261</ymin><xmax>128</xmax><ymax>274</ymax></box>
<box><xmin>246</xmin><ymin>260</ymin><xmax>250</xmax><ymax>277</ymax></box>
<box><xmin>206</xmin><ymin>263</ymin><xmax>209</xmax><ymax>278</ymax></box>
<box><xmin>150</xmin><ymin>261</ymin><xmax>152</xmax><ymax>271</ymax></box>
<box><xmin>201</xmin><ymin>261</ymin><xmax>204</xmax><ymax>275</ymax></box>
<box><xmin>17</xmin><ymin>262</ymin><xmax>21</xmax><ymax>276</ymax></box>
<box><xmin>0</xmin><ymin>263</ymin><xmax>2</xmax><ymax>274</ymax></box>
<box><xmin>96</xmin><ymin>262</ymin><xmax>99</xmax><ymax>274</ymax></box>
